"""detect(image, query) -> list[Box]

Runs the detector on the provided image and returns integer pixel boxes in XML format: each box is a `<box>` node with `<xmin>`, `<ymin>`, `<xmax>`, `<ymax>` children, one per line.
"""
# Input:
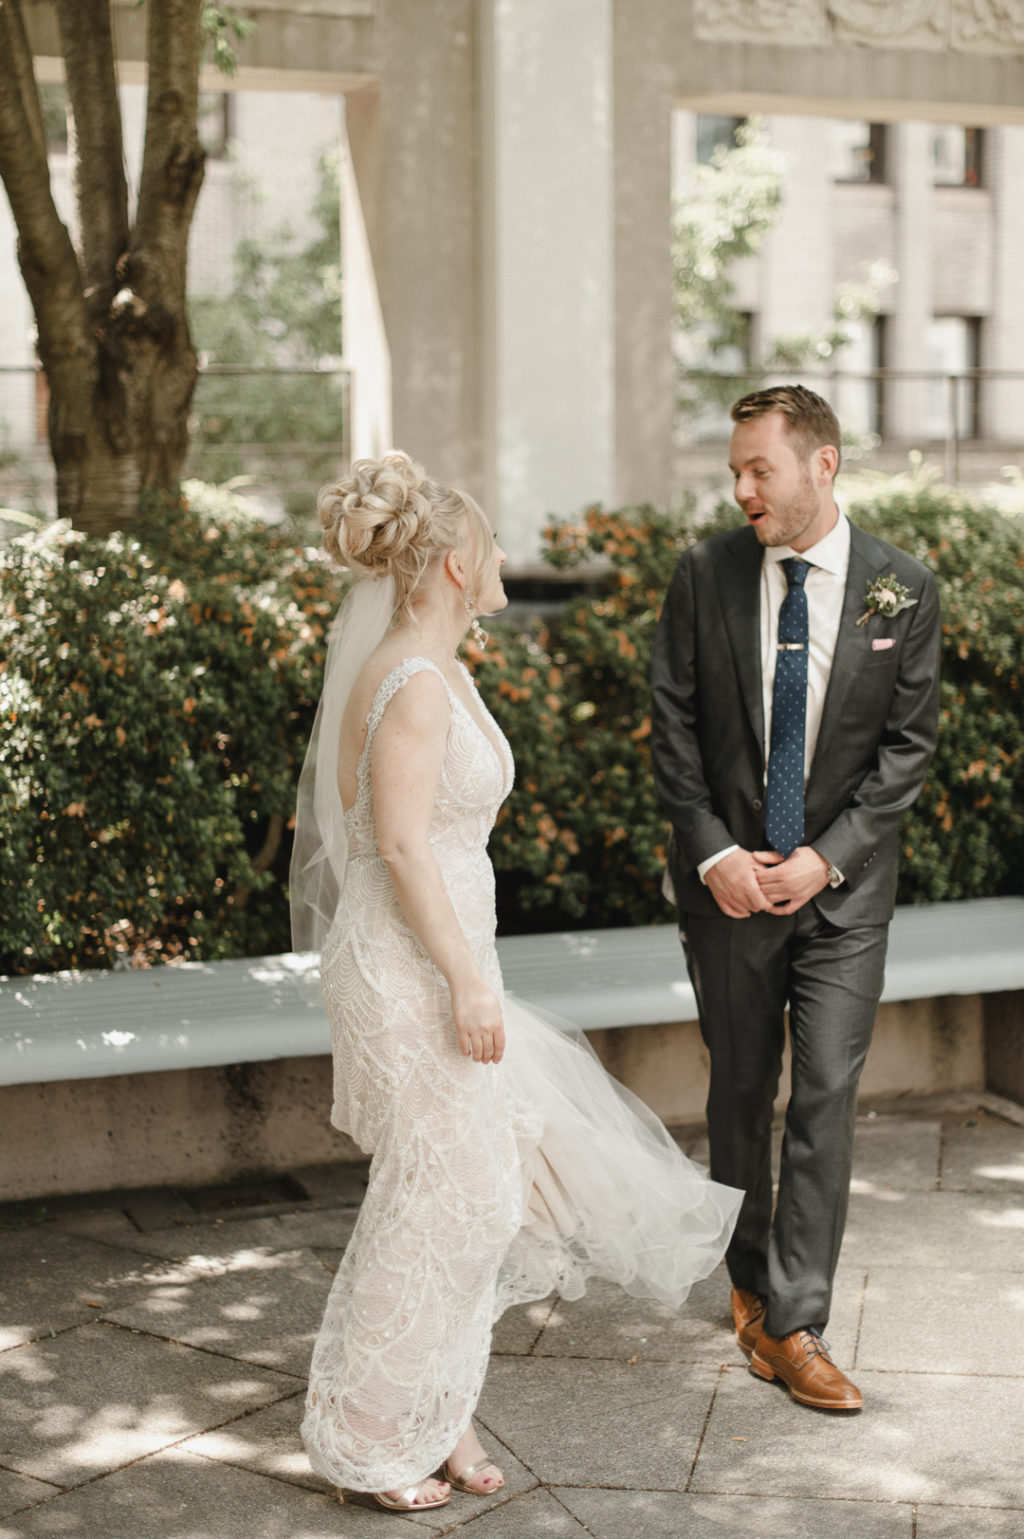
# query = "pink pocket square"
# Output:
<box><xmin>872</xmin><ymin>638</ymin><xmax>895</xmax><ymax>651</ymax></box>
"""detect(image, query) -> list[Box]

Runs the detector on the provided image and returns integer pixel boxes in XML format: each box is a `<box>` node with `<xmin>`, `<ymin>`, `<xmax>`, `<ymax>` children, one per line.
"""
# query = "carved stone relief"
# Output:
<box><xmin>693</xmin><ymin>0</ymin><xmax>827</xmax><ymax>45</ymax></box>
<box><xmin>694</xmin><ymin>0</ymin><xmax>1024</xmax><ymax>52</ymax></box>
<box><xmin>953</xmin><ymin>0</ymin><xmax>1024</xmax><ymax>49</ymax></box>
<box><xmin>828</xmin><ymin>0</ymin><xmax>947</xmax><ymax>49</ymax></box>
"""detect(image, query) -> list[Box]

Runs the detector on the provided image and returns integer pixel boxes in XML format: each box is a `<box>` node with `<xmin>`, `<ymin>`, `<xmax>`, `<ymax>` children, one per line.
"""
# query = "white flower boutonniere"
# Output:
<box><xmin>856</xmin><ymin>573</ymin><xmax>918</xmax><ymax>627</ymax></box>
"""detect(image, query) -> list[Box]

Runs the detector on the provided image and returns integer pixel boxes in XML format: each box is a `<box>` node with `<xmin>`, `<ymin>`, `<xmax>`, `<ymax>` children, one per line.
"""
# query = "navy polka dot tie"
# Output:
<box><xmin>765</xmin><ymin>557</ymin><xmax>810</xmax><ymax>858</ymax></box>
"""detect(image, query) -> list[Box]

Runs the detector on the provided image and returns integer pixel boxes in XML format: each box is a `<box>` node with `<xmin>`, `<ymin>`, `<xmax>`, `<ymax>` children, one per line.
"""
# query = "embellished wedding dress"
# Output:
<box><xmin>300</xmin><ymin>656</ymin><xmax>741</xmax><ymax>1493</ymax></box>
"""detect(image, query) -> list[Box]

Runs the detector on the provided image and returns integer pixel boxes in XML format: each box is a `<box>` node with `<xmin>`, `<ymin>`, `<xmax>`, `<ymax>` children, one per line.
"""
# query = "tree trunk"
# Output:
<box><xmin>0</xmin><ymin>0</ymin><xmax>206</xmax><ymax>536</ymax></box>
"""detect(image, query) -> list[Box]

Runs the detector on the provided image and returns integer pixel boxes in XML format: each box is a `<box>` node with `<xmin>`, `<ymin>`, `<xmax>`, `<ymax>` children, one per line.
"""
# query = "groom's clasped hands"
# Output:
<box><xmin>705</xmin><ymin>845</ymin><xmax>832</xmax><ymax>919</ymax></box>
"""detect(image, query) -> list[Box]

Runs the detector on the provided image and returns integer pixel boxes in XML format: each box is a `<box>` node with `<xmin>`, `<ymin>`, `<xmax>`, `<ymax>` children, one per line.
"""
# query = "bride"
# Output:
<box><xmin>290</xmin><ymin>453</ymin><xmax>741</xmax><ymax>1513</ymax></box>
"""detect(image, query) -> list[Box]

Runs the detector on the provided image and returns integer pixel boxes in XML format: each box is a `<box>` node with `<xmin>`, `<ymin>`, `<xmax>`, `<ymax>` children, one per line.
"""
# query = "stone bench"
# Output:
<box><xmin>2</xmin><ymin>897</ymin><xmax>1022</xmax><ymax>1202</ymax></box>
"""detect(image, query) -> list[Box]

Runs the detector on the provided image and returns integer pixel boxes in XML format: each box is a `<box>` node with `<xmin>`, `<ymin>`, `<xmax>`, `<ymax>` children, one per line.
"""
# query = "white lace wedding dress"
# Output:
<box><xmin>300</xmin><ymin>657</ymin><xmax>741</xmax><ymax>1493</ymax></box>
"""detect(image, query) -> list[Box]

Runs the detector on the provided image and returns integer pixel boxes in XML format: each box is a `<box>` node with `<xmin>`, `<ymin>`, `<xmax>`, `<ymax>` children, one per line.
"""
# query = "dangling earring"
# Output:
<box><xmin>463</xmin><ymin>594</ymin><xmax>487</xmax><ymax>649</ymax></box>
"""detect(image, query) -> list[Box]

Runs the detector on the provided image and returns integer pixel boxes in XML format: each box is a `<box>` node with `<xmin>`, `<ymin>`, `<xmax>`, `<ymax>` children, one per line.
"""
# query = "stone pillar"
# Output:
<box><xmin>758</xmin><ymin>116</ymin><xmax>833</xmax><ymax>353</ymax></box>
<box><xmin>376</xmin><ymin>1</ymin><xmax>480</xmax><ymax>493</ymax></box>
<box><xmin>887</xmin><ymin>122</ymin><xmax>933</xmax><ymax>443</ymax></box>
<box><xmin>984</xmin><ymin>126</ymin><xmax>1024</xmax><ymax>444</ymax></box>
<box><xmin>340</xmin><ymin>90</ymin><xmax>392</xmax><ymax>461</ymax></box>
<box><xmin>477</xmin><ymin>0</ymin><xmax>615</xmax><ymax>563</ymax></box>
<box><xmin>611</xmin><ymin>0</ymin><xmax>678</xmax><ymax>510</ymax></box>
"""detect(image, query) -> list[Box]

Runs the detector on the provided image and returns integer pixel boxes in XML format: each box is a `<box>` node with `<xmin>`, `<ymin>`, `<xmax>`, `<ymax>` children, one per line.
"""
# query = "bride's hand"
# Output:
<box><xmin>451</xmin><ymin>983</ymin><xmax>506</xmax><ymax>1065</ymax></box>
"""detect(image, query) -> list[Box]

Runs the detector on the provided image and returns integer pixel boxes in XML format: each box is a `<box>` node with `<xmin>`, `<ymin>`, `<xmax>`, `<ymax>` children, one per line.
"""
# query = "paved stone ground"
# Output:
<box><xmin>1</xmin><ymin>1096</ymin><xmax>1022</xmax><ymax>1538</ymax></box>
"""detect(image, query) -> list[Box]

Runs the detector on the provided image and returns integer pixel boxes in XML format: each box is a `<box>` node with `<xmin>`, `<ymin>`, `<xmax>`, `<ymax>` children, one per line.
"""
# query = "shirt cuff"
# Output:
<box><xmin>698</xmin><ymin>845</ymin><xmax>740</xmax><ymax>884</ymax></box>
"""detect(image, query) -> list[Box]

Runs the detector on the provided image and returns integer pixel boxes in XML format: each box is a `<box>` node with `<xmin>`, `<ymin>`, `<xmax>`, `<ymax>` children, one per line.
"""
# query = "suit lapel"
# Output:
<box><xmin>716</xmin><ymin>528</ymin><xmax>765</xmax><ymax>759</ymax></box>
<box><xmin>810</xmin><ymin>523</ymin><xmax>887</xmax><ymax>773</ymax></box>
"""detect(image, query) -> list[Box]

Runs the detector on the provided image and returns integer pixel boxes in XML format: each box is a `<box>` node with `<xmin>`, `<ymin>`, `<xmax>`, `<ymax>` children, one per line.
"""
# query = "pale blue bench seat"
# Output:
<box><xmin>1</xmin><ymin>897</ymin><xmax>1021</xmax><ymax>1088</ymax></box>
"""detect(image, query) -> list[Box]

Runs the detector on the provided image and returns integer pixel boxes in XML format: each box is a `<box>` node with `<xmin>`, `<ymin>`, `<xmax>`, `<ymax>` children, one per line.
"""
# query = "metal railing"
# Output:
<box><xmin>679</xmin><ymin>367</ymin><xmax>1024</xmax><ymax>486</ymax></box>
<box><xmin>0</xmin><ymin>364</ymin><xmax>351</xmax><ymax>520</ymax></box>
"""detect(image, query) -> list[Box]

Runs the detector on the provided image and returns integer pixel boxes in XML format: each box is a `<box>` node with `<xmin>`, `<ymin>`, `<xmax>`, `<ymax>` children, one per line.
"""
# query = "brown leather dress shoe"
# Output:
<box><xmin>730</xmin><ymin>1287</ymin><xmax>766</xmax><ymax>1357</ymax></box>
<box><xmin>750</xmin><ymin>1327</ymin><xmax>864</xmax><ymax>1410</ymax></box>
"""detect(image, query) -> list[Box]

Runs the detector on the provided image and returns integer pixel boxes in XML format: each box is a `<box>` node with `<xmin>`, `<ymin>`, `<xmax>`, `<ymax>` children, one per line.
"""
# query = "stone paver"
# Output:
<box><xmin>101</xmin><ymin>1245</ymin><xmax>333</xmax><ymax>1376</ymax></box>
<box><xmin>915</xmin><ymin>1506</ymin><xmax>1024</xmax><ymax>1536</ymax></box>
<box><xmin>856</xmin><ymin>1265</ymin><xmax>1024</xmax><ymax>1375</ymax></box>
<box><xmin>491</xmin><ymin>1296</ymin><xmax>556</xmax><ymax>1356</ymax></box>
<box><xmin>0</xmin><ymin>1447</ymin><xmax>397</xmax><ymax>1539</ymax></box>
<box><xmin>0</xmin><ymin>1321</ymin><xmax>298</xmax><ymax>1487</ymax></box>
<box><xmin>694</xmin><ymin>1364</ymin><xmax>1024</xmax><ymax>1508</ymax></box>
<box><xmin>842</xmin><ymin>1189</ymin><xmax>1024</xmax><ymax>1272</ymax></box>
<box><xmin>0</xmin><ymin>1231</ymin><xmax>210</xmax><ymax>1350</ymax></box>
<box><xmin>0</xmin><ymin>1472</ymin><xmax>60</xmax><ymax>1526</ymax></box>
<box><xmin>1</xmin><ymin>1102</ymin><xmax>1021</xmax><ymax>1537</ymax></box>
<box><xmin>940</xmin><ymin>1119</ymin><xmax>1024</xmax><ymax>1193</ymax></box>
<box><xmin>477</xmin><ymin>1356</ymin><xmax>718</xmax><ymax>1490</ymax></box>
<box><xmin>558</xmin><ymin>1488</ymin><xmax>914</xmax><ymax>1538</ymax></box>
<box><xmin>848</xmin><ymin>1116</ymin><xmax>941</xmax><ymax>1192</ymax></box>
<box><xmin>530</xmin><ymin>1273</ymin><xmax>729</xmax><ymax>1364</ymax></box>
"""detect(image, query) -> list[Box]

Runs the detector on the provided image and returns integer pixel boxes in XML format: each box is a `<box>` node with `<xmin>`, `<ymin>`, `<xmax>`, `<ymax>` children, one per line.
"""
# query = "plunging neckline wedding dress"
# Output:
<box><xmin>301</xmin><ymin>657</ymin><xmax>741</xmax><ymax>1493</ymax></box>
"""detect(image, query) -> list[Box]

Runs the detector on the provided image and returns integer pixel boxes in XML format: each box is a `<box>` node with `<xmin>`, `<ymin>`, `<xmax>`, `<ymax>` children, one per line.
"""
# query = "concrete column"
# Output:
<box><xmin>340</xmin><ymin>92</ymin><xmax>392</xmax><ymax>461</ymax></box>
<box><xmin>376</xmin><ymin>1</ymin><xmax>480</xmax><ymax>494</ymax></box>
<box><xmin>758</xmin><ymin>116</ymin><xmax>833</xmax><ymax>352</ymax></box>
<box><xmin>985</xmin><ymin>126</ymin><xmax>1024</xmax><ymax>444</ymax></box>
<box><xmin>888</xmin><ymin>122</ymin><xmax>933</xmax><ymax>442</ymax></box>
<box><xmin>478</xmin><ymin>0</ymin><xmax>614</xmax><ymax>564</ymax></box>
<box><xmin>611</xmin><ymin>0</ymin><xmax>678</xmax><ymax>510</ymax></box>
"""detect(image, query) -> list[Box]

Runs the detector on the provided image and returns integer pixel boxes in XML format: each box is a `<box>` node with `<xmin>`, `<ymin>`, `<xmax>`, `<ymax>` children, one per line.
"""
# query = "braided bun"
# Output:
<box><xmin>318</xmin><ymin>452</ymin><xmax>490</xmax><ymax>618</ymax></box>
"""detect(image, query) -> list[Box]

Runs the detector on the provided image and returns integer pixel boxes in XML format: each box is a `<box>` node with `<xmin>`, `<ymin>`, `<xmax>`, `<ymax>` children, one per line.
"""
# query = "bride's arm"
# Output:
<box><xmin>369</xmin><ymin>670</ymin><xmax>505</xmax><ymax>1065</ymax></box>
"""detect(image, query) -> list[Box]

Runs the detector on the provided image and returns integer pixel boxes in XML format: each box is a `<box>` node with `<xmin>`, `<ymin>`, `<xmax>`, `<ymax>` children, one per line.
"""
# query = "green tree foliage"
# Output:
<box><xmin>673</xmin><ymin>119</ymin><xmax>892</xmax><ymax>416</ymax></box>
<box><xmin>187</xmin><ymin>150</ymin><xmax>344</xmax><ymax>517</ymax></box>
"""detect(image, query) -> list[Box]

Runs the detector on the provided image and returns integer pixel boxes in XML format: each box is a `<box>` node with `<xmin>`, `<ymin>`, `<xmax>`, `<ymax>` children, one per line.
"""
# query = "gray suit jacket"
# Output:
<box><xmin>650</xmin><ymin>520</ymin><xmax>941</xmax><ymax>928</ymax></box>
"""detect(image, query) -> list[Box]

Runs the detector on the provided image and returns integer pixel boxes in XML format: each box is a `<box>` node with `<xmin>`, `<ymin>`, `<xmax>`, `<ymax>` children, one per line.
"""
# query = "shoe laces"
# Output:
<box><xmin>794</xmin><ymin>1327</ymin><xmax>832</xmax><ymax>1359</ymax></box>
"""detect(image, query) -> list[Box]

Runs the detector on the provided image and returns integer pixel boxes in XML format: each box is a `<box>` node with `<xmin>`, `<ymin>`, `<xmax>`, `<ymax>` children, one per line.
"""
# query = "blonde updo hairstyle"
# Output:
<box><xmin>318</xmin><ymin>452</ymin><xmax>492</xmax><ymax>621</ymax></box>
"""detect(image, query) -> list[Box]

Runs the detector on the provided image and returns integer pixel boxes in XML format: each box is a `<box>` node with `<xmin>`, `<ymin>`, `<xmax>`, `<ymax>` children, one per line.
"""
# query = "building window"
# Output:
<box><xmin>927</xmin><ymin>316</ymin><xmax>982</xmax><ymax>439</ymax></box>
<box><xmin>38</xmin><ymin>83</ymin><xmax>69</xmax><ymax>153</ymax></box>
<box><xmin>829</xmin><ymin>121</ymin><xmax>887</xmax><ymax>184</ymax></box>
<box><xmin>932</xmin><ymin>126</ymin><xmax>984</xmax><ymax>187</ymax></box>
<box><xmin>696</xmin><ymin>115</ymin><xmax>743</xmax><ymax>165</ymax></box>
<box><xmin>198</xmin><ymin>92</ymin><xmax>233</xmax><ymax>159</ymax></box>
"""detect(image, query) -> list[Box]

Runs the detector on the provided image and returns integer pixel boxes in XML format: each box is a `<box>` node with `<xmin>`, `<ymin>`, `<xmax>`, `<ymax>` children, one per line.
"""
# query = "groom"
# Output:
<box><xmin>651</xmin><ymin>386</ymin><xmax>940</xmax><ymax>1410</ymax></box>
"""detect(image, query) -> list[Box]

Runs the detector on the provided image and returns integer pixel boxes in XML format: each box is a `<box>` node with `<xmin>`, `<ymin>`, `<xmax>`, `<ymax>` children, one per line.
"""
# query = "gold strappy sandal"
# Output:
<box><xmin>335</xmin><ymin>1481</ymin><xmax>451</xmax><ymax>1511</ymax></box>
<box><xmin>442</xmin><ymin>1457</ymin><xmax>505</xmax><ymax>1495</ymax></box>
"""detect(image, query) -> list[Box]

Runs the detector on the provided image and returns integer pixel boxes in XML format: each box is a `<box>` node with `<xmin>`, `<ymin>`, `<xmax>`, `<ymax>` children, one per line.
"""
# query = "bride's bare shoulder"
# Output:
<box><xmin>347</xmin><ymin>638</ymin><xmax>446</xmax><ymax>724</ymax></box>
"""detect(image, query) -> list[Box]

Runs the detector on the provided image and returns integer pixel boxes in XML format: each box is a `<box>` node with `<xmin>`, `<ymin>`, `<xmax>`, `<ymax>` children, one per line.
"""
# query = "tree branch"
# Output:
<box><xmin>54</xmin><ymin>0</ymin><xmax>130</xmax><ymax>314</ymax></box>
<box><xmin>136</xmin><ymin>0</ymin><xmax>206</xmax><ymax>313</ymax></box>
<box><xmin>0</xmin><ymin>0</ymin><xmax>93</xmax><ymax>424</ymax></box>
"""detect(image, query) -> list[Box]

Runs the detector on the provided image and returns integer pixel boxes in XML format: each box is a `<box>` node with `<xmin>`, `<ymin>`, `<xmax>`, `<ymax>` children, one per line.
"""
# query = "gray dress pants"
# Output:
<box><xmin>681</xmin><ymin>902</ymin><xmax>888</xmax><ymax>1338</ymax></box>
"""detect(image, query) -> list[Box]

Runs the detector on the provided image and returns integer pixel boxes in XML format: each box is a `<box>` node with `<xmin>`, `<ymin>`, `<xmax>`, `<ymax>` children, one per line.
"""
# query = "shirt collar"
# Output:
<box><xmin>763</xmin><ymin>508</ymin><xmax>850</xmax><ymax>576</ymax></box>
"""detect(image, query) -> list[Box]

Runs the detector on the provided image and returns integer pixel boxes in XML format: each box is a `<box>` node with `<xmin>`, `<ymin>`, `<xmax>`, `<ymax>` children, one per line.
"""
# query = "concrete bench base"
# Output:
<box><xmin>2</xmin><ymin>898</ymin><xmax>1020</xmax><ymax>1202</ymax></box>
<box><xmin>0</xmin><ymin>990</ymin><xmax>1000</xmax><ymax>1205</ymax></box>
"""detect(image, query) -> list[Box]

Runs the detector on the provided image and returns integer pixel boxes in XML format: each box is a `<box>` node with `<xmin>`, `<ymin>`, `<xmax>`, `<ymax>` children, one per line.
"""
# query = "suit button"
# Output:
<box><xmin>752</xmin><ymin>797</ymin><xmax>763</xmax><ymax>811</ymax></box>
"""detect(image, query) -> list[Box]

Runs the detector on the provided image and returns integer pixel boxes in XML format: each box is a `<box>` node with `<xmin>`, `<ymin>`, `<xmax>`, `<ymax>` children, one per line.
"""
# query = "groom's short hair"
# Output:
<box><xmin>730</xmin><ymin>385</ymin><xmax>841</xmax><ymax>475</ymax></box>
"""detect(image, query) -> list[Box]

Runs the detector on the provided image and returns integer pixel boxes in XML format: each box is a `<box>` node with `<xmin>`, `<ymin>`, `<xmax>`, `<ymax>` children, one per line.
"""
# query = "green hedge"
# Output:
<box><xmin>0</xmin><ymin>488</ymin><xmax>338</xmax><ymax>973</ymax></box>
<box><xmin>2</xmin><ymin>474</ymin><xmax>1021</xmax><ymax>974</ymax></box>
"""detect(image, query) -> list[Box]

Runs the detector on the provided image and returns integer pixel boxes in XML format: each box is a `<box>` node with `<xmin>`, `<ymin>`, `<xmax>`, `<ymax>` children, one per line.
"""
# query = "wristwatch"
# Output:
<box><xmin>825</xmin><ymin>861</ymin><xmax>844</xmax><ymax>889</ymax></box>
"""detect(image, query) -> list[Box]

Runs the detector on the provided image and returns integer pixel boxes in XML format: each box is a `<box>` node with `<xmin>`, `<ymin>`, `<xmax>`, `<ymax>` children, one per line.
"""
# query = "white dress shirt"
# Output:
<box><xmin>698</xmin><ymin>510</ymin><xmax>851</xmax><ymax>882</ymax></box>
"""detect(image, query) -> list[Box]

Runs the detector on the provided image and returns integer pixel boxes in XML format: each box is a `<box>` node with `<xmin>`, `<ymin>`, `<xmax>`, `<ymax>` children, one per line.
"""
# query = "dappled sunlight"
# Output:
<box><xmin>848</xmin><ymin>1180</ymin><xmax>907</xmax><ymax>1201</ymax></box>
<box><xmin>972</xmin><ymin>1207</ymin><xmax>1024</xmax><ymax>1229</ymax></box>
<box><xmin>975</xmin><ymin>1163</ymin><xmax>1024</xmax><ymax>1184</ymax></box>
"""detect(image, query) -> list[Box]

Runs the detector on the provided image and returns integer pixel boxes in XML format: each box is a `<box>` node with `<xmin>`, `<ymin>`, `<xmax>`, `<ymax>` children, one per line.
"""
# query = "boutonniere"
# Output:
<box><xmin>856</xmin><ymin>573</ymin><xmax>918</xmax><ymax>627</ymax></box>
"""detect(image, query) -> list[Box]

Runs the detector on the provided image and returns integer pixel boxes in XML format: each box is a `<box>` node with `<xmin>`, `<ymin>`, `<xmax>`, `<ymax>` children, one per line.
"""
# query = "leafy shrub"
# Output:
<box><xmin>843</xmin><ymin>470</ymin><xmax>1024</xmax><ymax>902</ymax></box>
<box><xmin>474</xmin><ymin>476</ymin><xmax>1023</xmax><ymax>928</ymax></box>
<box><xmin>3</xmin><ymin>471</ymin><xmax>1020</xmax><ymax>974</ymax></box>
<box><xmin>0</xmin><ymin>488</ymin><xmax>339</xmax><ymax>973</ymax></box>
